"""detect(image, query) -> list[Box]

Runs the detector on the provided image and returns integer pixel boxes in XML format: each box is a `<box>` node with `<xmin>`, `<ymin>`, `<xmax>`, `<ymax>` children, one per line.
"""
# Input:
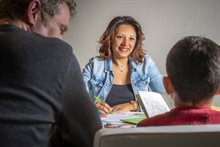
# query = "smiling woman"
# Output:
<box><xmin>82</xmin><ymin>16</ymin><xmax>166</xmax><ymax>115</ymax></box>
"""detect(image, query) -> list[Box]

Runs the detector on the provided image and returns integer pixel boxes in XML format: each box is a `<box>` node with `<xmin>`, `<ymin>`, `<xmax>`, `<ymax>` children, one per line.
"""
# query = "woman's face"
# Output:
<box><xmin>111</xmin><ymin>24</ymin><xmax>137</xmax><ymax>59</ymax></box>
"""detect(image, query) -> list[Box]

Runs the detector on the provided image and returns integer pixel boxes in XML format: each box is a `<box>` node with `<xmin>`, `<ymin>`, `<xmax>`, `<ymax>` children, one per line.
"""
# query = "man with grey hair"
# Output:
<box><xmin>0</xmin><ymin>0</ymin><xmax>102</xmax><ymax>147</ymax></box>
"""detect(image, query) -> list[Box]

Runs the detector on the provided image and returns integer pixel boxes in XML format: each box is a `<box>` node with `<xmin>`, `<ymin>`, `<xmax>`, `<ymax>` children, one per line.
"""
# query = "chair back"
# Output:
<box><xmin>94</xmin><ymin>125</ymin><xmax>220</xmax><ymax>147</ymax></box>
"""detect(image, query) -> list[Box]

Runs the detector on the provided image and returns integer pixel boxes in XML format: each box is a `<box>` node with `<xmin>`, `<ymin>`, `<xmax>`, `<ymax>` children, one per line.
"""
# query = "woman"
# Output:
<box><xmin>83</xmin><ymin>16</ymin><xmax>165</xmax><ymax>115</ymax></box>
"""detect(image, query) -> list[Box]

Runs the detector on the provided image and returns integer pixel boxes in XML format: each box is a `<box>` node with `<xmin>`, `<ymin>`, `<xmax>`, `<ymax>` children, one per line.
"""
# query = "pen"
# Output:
<box><xmin>94</xmin><ymin>96</ymin><xmax>113</xmax><ymax>114</ymax></box>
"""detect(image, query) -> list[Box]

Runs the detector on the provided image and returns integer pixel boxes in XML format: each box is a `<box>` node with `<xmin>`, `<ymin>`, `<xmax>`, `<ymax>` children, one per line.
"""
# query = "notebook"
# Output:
<box><xmin>137</xmin><ymin>91</ymin><xmax>170</xmax><ymax>118</ymax></box>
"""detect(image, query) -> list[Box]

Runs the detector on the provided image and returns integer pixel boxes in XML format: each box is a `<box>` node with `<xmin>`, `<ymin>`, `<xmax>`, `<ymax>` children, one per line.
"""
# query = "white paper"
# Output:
<box><xmin>101</xmin><ymin>112</ymin><xmax>144</xmax><ymax>122</ymax></box>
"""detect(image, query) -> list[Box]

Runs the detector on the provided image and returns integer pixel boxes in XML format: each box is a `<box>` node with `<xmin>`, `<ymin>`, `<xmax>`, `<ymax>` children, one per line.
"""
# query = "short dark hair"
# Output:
<box><xmin>99</xmin><ymin>16</ymin><xmax>145</xmax><ymax>63</ymax></box>
<box><xmin>166</xmin><ymin>36</ymin><xmax>220</xmax><ymax>105</ymax></box>
<box><xmin>0</xmin><ymin>0</ymin><xmax>76</xmax><ymax>22</ymax></box>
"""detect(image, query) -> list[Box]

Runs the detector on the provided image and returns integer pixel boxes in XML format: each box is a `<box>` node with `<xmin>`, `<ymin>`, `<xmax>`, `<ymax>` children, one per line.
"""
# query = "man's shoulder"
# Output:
<box><xmin>36</xmin><ymin>34</ymin><xmax>72</xmax><ymax>52</ymax></box>
<box><xmin>137</xmin><ymin>112</ymin><xmax>171</xmax><ymax>127</ymax></box>
<box><xmin>28</xmin><ymin>34</ymin><xmax>74</xmax><ymax>59</ymax></box>
<box><xmin>3</xmin><ymin>25</ymin><xmax>72</xmax><ymax>52</ymax></box>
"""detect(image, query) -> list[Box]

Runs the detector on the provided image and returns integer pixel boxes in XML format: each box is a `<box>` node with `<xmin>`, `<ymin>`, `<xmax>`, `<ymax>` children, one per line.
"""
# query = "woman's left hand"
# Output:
<box><xmin>112</xmin><ymin>102</ymin><xmax>134</xmax><ymax>113</ymax></box>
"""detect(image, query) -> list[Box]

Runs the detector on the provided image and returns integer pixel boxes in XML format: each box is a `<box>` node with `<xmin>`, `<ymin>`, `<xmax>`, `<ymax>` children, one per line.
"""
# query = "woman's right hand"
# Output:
<box><xmin>96</xmin><ymin>102</ymin><xmax>112</xmax><ymax>116</ymax></box>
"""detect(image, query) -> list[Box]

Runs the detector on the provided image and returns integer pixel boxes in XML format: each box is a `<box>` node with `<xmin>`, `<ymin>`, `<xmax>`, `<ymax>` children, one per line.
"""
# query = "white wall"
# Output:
<box><xmin>64</xmin><ymin>0</ymin><xmax>220</xmax><ymax>105</ymax></box>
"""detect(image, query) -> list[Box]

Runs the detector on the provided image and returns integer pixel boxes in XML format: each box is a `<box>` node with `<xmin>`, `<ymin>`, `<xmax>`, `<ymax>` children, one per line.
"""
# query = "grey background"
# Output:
<box><xmin>64</xmin><ymin>0</ymin><xmax>220</xmax><ymax>106</ymax></box>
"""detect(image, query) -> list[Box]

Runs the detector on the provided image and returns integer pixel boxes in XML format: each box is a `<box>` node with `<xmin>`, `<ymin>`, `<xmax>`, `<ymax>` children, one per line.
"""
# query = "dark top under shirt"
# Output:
<box><xmin>105</xmin><ymin>84</ymin><xmax>135</xmax><ymax>107</ymax></box>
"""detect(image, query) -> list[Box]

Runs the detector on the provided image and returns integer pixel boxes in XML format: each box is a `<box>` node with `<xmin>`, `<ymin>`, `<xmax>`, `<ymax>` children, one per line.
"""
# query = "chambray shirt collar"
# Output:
<box><xmin>104</xmin><ymin>58</ymin><xmax>113</xmax><ymax>72</ymax></box>
<box><xmin>129</xmin><ymin>57</ymin><xmax>138</xmax><ymax>72</ymax></box>
<box><xmin>129</xmin><ymin>57</ymin><xmax>146</xmax><ymax>80</ymax></box>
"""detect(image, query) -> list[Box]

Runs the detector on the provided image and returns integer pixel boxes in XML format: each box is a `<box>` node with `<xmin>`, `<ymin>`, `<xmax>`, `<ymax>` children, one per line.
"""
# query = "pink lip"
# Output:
<box><xmin>119</xmin><ymin>47</ymin><xmax>129</xmax><ymax>52</ymax></box>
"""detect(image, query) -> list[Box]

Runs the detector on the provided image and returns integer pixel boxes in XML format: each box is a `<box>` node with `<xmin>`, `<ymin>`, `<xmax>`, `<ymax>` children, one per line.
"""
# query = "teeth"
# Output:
<box><xmin>119</xmin><ymin>47</ymin><xmax>128</xmax><ymax>52</ymax></box>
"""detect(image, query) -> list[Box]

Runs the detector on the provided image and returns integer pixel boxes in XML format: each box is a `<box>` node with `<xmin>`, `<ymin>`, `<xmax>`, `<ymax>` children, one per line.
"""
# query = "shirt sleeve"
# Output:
<box><xmin>146</xmin><ymin>57</ymin><xmax>166</xmax><ymax>94</ymax></box>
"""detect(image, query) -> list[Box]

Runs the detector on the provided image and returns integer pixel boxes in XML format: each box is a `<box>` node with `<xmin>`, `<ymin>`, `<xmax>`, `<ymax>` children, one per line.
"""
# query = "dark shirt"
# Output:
<box><xmin>106</xmin><ymin>84</ymin><xmax>135</xmax><ymax>106</ymax></box>
<box><xmin>0</xmin><ymin>24</ymin><xmax>102</xmax><ymax>147</ymax></box>
<box><xmin>137</xmin><ymin>106</ymin><xmax>220</xmax><ymax>126</ymax></box>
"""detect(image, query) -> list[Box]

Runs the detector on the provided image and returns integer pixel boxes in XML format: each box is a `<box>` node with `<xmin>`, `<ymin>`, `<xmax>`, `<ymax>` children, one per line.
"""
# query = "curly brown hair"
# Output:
<box><xmin>0</xmin><ymin>0</ymin><xmax>76</xmax><ymax>22</ymax></box>
<box><xmin>99</xmin><ymin>16</ymin><xmax>145</xmax><ymax>63</ymax></box>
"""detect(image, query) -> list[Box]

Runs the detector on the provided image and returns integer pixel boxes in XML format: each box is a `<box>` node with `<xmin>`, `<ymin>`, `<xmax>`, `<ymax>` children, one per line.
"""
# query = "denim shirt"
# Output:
<box><xmin>82</xmin><ymin>55</ymin><xmax>165</xmax><ymax>103</ymax></box>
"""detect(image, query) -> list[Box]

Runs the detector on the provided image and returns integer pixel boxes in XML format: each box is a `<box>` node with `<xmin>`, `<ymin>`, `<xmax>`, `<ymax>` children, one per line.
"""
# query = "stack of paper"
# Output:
<box><xmin>101</xmin><ymin>112</ymin><xmax>146</xmax><ymax>128</ymax></box>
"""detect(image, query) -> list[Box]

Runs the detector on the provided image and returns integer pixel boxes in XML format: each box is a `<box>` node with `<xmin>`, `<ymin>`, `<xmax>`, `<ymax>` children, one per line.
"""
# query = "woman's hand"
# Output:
<box><xmin>96</xmin><ymin>102</ymin><xmax>112</xmax><ymax>116</ymax></box>
<box><xmin>112</xmin><ymin>101</ymin><xmax>138</xmax><ymax>113</ymax></box>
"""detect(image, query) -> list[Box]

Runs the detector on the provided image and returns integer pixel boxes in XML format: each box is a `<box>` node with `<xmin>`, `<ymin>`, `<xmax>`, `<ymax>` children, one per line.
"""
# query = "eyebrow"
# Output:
<box><xmin>117</xmin><ymin>33</ymin><xmax>136</xmax><ymax>37</ymax></box>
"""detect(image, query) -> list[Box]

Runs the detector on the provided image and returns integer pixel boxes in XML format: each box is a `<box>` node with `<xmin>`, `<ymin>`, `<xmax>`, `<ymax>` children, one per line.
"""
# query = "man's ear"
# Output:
<box><xmin>163</xmin><ymin>76</ymin><xmax>173</xmax><ymax>95</ymax></box>
<box><xmin>215</xmin><ymin>89</ymin><xmax>220</xmax><ymax>95</ymax></box>
<box><xmin>25</xmin><ymin>0</ymin><xmax>41</xmax><ymax>25</ymax></box>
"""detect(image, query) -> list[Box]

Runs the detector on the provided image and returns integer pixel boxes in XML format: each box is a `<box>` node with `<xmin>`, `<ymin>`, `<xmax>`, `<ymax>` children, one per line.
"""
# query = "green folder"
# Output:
<box><xmin>121</xmin><ymin>117</ymin><xmax>146</xmax><ymax>125</ymax></box>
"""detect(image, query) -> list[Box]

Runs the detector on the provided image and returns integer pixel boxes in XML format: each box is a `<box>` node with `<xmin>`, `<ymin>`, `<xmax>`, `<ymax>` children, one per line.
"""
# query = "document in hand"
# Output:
<box><xmin>137</xmin><ymin>91</ymin><xmax>170</xmax><ymax>118</ymax></box>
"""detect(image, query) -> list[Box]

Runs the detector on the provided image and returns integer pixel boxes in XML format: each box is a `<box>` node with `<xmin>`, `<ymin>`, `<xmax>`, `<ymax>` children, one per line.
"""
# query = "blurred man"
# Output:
<box><xmin>0</xmin><ymin>0</ymin><xmax>102</xmax><ymax>147</ymax></box>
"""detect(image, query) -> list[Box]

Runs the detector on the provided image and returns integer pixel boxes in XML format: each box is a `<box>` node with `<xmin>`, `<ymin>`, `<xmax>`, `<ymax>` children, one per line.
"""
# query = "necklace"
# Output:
<box><xmin>113</xmin><ymin>64</ymin><xmax>129</xmax><ymax>72</ymax></box>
